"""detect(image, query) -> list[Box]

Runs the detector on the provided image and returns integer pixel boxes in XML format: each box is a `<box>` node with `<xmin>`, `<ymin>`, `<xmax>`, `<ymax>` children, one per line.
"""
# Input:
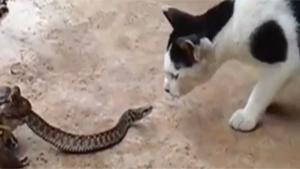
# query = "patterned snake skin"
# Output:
<box><xmin>2</xmin><ymin>86</ymin><xmax>153</xmax><ymax>154</ymax></box>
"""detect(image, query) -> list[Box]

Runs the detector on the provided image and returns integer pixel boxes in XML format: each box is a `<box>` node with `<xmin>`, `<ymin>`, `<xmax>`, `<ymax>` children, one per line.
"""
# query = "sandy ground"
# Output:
<box><xmin>0</xmin><ymin>0</ymin><xmax>300</xmax><ymax>168</ymax></box>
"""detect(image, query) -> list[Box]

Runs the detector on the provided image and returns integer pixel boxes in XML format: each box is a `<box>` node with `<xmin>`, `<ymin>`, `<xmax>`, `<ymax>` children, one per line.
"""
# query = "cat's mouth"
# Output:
<box><xmin>165</xmin><ymin>91</ymin><xmax>180</xmax><ymax>99</ymax></box>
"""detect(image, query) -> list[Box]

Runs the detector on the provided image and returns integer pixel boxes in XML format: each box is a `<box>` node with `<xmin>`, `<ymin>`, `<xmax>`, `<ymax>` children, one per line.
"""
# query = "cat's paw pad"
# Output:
<box><xmin>229</xmin><ymin>109</ymin><xmax>258</xmax><ymax>132</ymax></box>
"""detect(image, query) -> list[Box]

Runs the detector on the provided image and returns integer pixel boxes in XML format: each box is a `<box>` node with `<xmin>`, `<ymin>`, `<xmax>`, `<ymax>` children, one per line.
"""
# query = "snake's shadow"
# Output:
<box><xmin>131</xmin><ymin>120</ymin><xmax>157</xmax><ymax>139</ymax></box>
<box><xmin>131</xmin><ymin>123</ymin><xmax>148</xmax><ymax>131</ymax></box>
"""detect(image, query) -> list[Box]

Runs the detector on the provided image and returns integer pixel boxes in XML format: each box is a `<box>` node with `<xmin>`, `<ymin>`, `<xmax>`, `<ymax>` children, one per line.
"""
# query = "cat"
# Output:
<box><xmin>162</xmin><ymin>0</ymin><xmax>300</xmax><ymax>131</ymax></box>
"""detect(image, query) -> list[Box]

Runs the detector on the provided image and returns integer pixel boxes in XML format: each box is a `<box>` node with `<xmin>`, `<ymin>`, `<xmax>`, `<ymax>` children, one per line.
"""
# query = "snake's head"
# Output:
<box><xmin>126</xmin><ymin>105</ymin><xmax>153</xmax><ymax>123</ymax></box>
<box><xmin>1</xmin><ymin>86</ymin><xmax>32</xmax><ymax>120</ymax></box>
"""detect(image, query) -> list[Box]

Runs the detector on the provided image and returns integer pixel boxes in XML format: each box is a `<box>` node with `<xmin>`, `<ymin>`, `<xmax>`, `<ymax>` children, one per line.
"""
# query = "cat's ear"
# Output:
<box><xmin>162</xmin><ymin>6</ymin><xmax>195</xmax><ymax>29</ymax></box>
<box><xmin>176</xmin><ymin>34</ymin><xmax>213</xmax><ymax>61</ymax></box>
<box><xmin>176</xmin><ymin>36</ymin><xmax>196</xmax><ymax>57</ymax></box>
<box><xmin>195</xmin><ymin>37</ymin><xmax>214</xmax><ymax>61</ymax></box>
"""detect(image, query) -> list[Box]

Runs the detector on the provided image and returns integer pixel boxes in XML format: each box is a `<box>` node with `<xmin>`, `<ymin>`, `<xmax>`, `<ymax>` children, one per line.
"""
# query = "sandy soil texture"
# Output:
<box><xmin>0</xmin><ymin>0</ymin><xmax>300</xmax><ymax>168</ymax></box>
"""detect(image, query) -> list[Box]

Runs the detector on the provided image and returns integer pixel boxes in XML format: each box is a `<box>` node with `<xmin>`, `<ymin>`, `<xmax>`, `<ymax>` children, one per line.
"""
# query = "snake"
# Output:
<box><xmin>1</xmin><ymin>86</ymin><xmax>153</xmax><ymax>154</ymax></box>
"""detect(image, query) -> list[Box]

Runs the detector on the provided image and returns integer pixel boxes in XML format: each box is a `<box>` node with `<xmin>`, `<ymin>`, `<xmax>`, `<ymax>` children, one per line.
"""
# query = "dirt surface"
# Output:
<box><xmin>0</xmin><ymin>0</ymin><xmax>300</xmax><ymax>168</ymax></box>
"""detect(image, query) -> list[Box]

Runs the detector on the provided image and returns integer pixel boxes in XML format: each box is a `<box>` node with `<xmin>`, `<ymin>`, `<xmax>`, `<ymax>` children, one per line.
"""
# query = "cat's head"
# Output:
<box><xmin>162</xmin><ymin>7</ymin><xmax>215</xmax><ymax>98</ymax></box>
<box><xmin>0</xmin><ymin>0</ymin><xmax>9</xmax><ymax>23</ymax></box>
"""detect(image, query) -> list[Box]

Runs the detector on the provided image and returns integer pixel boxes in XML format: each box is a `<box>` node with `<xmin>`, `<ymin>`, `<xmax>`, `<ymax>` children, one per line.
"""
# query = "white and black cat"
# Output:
<box><xmin>162</xmin><ymin>0</ymin><xmax>300</xmax><ymax>131</ymax></box>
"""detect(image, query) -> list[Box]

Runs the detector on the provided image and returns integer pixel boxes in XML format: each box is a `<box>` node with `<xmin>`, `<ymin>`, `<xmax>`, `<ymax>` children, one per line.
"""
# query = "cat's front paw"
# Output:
<box><xmin>229</xmin><ymin>109</ymin><xmax>258</xmax><ymax>132</ymax></box>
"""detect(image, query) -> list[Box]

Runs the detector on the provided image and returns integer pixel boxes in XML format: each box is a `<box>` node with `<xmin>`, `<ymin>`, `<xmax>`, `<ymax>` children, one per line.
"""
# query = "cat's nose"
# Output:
<box><xmin>164</xmin><ymin>88</ymin><xmax>170</xmax><ymax>93</ymax></box>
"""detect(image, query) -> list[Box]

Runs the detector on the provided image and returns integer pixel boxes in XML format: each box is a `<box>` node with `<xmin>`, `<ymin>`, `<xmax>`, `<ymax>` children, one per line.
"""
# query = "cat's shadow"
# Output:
<box><xmin>266</xmin><ymin>102</ymin><xmax>300</xmax><ymax>123</ymax></box>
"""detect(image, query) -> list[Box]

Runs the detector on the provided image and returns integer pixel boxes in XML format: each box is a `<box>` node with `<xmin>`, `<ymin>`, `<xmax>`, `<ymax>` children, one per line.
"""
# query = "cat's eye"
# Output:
<box><xmin>167</xmin><ymin>72</ymin><xmax>179</xmax><ymax>79</ymax></box>
<box><xmin>172</xmin><ymin>73</ymin><xmax>179</xmax><ymax>79</ymax></box>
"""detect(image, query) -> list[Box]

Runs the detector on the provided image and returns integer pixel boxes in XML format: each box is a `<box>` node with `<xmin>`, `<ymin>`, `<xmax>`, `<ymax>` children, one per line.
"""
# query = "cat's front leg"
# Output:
<box><xmin>229</xmin><ymin>65</ymin><xmax>294</xmax><ymax>131</ymax></box>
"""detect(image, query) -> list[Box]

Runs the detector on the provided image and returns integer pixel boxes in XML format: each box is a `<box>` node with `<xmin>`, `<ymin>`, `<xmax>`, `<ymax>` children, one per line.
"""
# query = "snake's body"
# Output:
<box><xmin>1</xmin><ymin>86</ymin><xmax>153</xmax><ymax>154</ymax></box>
<box><xmin>24</xmin><ymin>108</ymin><xmax>151</xmax><ymax>153</ymax></box>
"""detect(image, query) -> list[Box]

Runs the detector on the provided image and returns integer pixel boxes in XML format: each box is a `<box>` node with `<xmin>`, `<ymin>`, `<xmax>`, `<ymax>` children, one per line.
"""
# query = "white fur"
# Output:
<box><xmin>163</xmin><ymin>0</ymin><xmax>300</xmax><ymax>131</ymax></box>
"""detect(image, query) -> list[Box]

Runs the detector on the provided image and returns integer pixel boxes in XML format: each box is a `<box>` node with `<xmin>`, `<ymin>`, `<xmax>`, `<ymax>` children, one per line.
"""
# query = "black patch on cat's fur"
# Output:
<box><xmin>170</xmin><ymin>34</ymin><xmax>200</xmax><ymax>68</ymax></box>
<box><xmin>289</xmin><ymin>1</ymin><xmax>300</xmax><ymax>48</ymax></box>
<box><xmin>250</xmin><ymin>20</ymin><xmax>287</xmax><ymax>64</ymax></box>
<box><xmin>165</xmin><ymin>0</ymin><xmax>234</xmax><ymax>69</ymax></box>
